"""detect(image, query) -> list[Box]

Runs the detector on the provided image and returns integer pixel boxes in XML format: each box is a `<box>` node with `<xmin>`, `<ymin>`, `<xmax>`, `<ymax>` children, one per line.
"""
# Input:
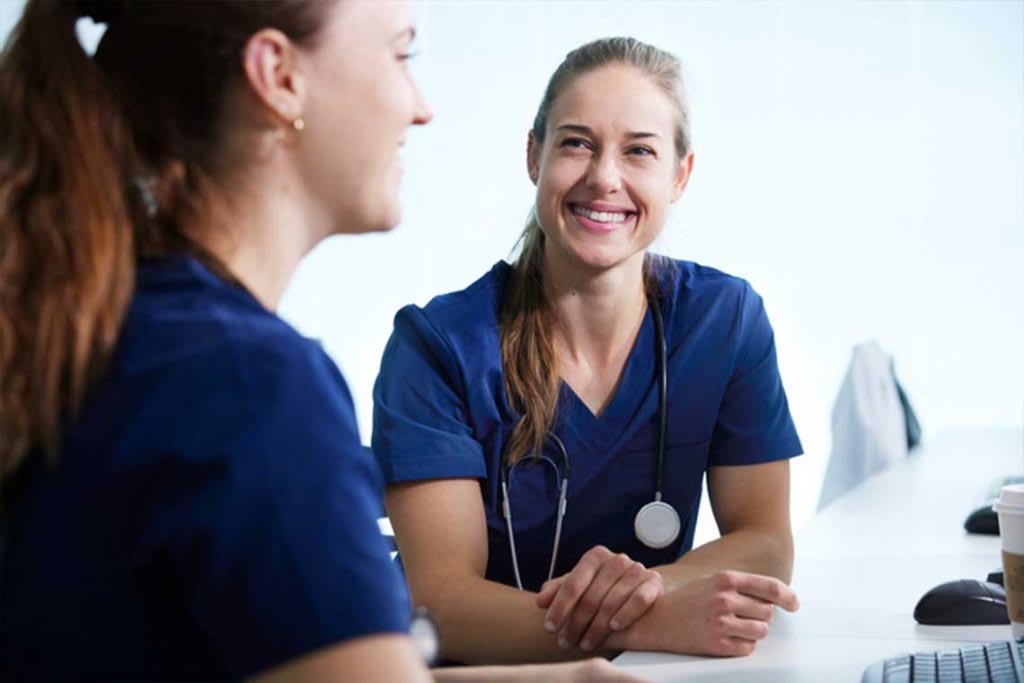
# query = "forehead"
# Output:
<box><xmin>320</xmin><ymin>0</ymin><xmax>413</xmax><ymax>46</ymax></box>
<box><xmin>546</xmin><ymin>64</ymin><xmax>677</xmax><ymax>138</ymax></box>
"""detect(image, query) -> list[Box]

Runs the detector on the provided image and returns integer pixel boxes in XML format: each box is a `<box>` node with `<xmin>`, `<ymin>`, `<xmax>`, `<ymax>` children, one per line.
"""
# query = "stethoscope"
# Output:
<box><xmin>499</xmin><ymin>296</ymin><xmax>680</xmax><ymax>590</ymax></box>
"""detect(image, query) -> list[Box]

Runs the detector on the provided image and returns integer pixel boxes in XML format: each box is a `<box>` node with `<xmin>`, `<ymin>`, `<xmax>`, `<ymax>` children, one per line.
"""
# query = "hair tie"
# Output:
<box><xmin>77</xmin><ymin>0</ymin><xmax>123</xmax><ymax>25</ymax></box>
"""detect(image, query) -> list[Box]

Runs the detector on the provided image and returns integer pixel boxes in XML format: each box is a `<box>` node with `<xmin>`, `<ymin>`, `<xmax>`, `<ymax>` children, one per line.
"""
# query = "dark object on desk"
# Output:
<box><xmin>965</xmin><ymin>504</ymin><xmax>1000</xmax><ymax>535</ymax></box>
<box><xmin>894</xmin><ymin>374</ymin><xmax>922</xmax><ymax>450</ymax></box>
<box><xmin>862</xmin><ymin>640</ymin><xmax>1024</xmax><ymax>683</ymax></box>
<box><xmin>965</xmin><ymin>476</ymin><xmax>1024</xmax><ymax>536</ymax></box>
<box><xmin>913</xmin><ymin>579</ymin><xmax>1009</xmax><ymax>625</ymax></box>
<box><xmin>989</xmin><ymin>569</ymin><xmax>1005</xmax><ymax>587</ymax></box>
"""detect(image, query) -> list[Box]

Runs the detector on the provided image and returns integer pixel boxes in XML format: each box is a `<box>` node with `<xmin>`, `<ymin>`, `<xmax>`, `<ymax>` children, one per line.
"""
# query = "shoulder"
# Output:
<box><xmin>414</xmin><ymin>260</ymin><xmax>509</xmax><ymax>330</ymax></box>
<box><xmin>658</xmin><ymin>257</ymin><xmax>758</xmax><ymax>315</ymax></box>
<box><xmin>386</xmin><ymin>261</ymin><xmax>509</xmax><ymax>367</ymax></box>
<box><xmin>112</xmin><ymin>261</ymin><xmax>354</xmax><ymax>451</ymax></box>
<box><xmin>667</xmin><ymin>257</ymin><xmax>752</xmax><ymax>297</ymax></box>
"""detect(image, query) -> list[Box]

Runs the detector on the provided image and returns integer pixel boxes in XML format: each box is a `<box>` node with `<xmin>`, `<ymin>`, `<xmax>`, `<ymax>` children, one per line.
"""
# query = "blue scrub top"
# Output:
<box><xmin>372</xmin><ymin>259</ymin><xmax>802</xmax><ymax>592</ymax></box>
<box><xmin>0</xmin><ymin>255</ymin><xmax>410</xmax><ymax>681</ymax></box>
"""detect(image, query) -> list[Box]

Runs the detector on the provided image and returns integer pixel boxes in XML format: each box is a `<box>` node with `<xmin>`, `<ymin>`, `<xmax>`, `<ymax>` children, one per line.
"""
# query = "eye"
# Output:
<box><xmin>398</xmin><ymin>50</ymin><xmax>418</xmax><ymax>61</ymax></box>
<box><xmin>627</xmin><ymin>145</ymin><xmax>656</xmax><ymax>157</ymax></box>
<box><xmin>560</xmin><ymin>137</ymin><xmax>591</xmax><ymax>150</ymax></box>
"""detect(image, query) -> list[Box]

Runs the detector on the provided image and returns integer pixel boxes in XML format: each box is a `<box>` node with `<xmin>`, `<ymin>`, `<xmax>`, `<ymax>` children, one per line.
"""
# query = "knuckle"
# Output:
<box><xmin>714</xmin><ymin>570</ymin><xmax>738</xmax><ymax>590</ymax></box>
<box><xmin>624</xmin><ymin>561</ymin><xmax>647</xmax><ymax>580</ymax></box>
<box><xmin>636</xmin><ymin>582</ymin><xmax>660</xmax><ymax>605</ymax></box>
<box><xmin>561</xmin><ymin>581</ymin><xmax>582</xmax><ymax>600</ymax></box>
<box><xmin>713</xmin><ymin>594</ymin><xmax>734</xmax><ymax>613</ymax></box>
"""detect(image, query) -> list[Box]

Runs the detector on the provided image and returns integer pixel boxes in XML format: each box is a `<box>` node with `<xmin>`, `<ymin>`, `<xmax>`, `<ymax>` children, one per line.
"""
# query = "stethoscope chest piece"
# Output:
<box><xmin>634</xmin><ymin>500</ymin><xmax>680</xmax><ymax>549</ymax></box>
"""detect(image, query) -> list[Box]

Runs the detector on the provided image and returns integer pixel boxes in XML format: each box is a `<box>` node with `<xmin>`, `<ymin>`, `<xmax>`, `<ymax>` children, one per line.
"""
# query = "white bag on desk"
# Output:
<box><xmin>818</xmin><ymin>340</ymin><xmax>908</xmax><ymax>511</ymax></box>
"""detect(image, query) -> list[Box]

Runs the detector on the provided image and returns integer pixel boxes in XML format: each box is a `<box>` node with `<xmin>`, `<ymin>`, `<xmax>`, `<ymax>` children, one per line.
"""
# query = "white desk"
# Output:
<box><xmin>614</xmin><ymin>427</ymin><xmax>1024</xmax><ymax>682</ymax></box>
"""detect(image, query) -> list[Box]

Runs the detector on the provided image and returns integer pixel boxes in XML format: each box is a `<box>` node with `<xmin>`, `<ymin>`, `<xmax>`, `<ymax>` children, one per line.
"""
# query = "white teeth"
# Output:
<box><xmin>571</xmin><ymin>205</ymin><xmax>630</xmax><ymax>224</ymax></box>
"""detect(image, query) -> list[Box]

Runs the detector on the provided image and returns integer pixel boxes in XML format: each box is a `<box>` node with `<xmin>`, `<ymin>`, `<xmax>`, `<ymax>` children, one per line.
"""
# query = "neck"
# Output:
<box><xmin>187</xmin><ymin>169</ymin><xmax>329</xmax><ymax>311</ymax></box>
<box><xmin>542</xmin><ymin>247</ymin><xmax>648</xmax><ymax>366</ymax></box>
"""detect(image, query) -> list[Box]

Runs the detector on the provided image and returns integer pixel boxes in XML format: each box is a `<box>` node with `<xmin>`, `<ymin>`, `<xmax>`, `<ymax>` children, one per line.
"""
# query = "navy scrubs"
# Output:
<box><xmin>0</xmin><ymin>255</ymin><xmax>409</xmax><ymax>680</ymax></box>
<box><xmin>372</xmin><ymin>259</ymin><xmax>802</xmax><ymax>592</ymax></box>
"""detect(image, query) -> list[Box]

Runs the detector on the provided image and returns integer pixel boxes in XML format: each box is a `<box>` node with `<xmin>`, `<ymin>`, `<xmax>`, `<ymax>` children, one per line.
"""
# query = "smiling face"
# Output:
<box><xmin>528</xmin><ymin>63</ymin><xmax>692</xmax><ymax>275</ymax></box>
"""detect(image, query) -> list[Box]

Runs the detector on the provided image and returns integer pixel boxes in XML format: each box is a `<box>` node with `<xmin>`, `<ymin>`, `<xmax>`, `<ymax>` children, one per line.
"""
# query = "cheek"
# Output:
<box><xmin>537</xmin><ymin>160</ymin><xmax>583</xmax><ymax>201</ymax></box>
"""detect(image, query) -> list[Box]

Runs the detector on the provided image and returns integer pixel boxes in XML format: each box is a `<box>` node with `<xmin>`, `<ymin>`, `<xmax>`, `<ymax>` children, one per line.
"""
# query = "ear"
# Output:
<box><xmin>671</xmin><ymin>152</ymin><xmax>695</xmax><ymax>203</ymax></box>
<box><xmin>241</xmin><ymin>27</ymin><xmax>307</xmax><ymax>126</ymax></box>
<box><xmin>526</xmin><ymin>130</ymin><xmax>540</xmax><ymax>186</ymax></box>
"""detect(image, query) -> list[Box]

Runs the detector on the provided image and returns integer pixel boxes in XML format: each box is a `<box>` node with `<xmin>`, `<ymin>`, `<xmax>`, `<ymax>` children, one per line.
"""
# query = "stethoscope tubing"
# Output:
<box><xmin>501</xmin><ymin>294</ymin><xmax>669</xmax><ymax>590</ymax></box>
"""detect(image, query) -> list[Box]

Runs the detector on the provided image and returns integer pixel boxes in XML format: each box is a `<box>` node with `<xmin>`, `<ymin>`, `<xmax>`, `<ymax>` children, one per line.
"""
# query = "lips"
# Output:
<box><xmin>568</xmin><ymin>202</ymin><xmax>637</xmax><ymax>233</ymax></box>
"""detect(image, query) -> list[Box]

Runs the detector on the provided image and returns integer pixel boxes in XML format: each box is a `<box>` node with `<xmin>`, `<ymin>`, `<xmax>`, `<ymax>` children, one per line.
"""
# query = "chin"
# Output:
<box><xmin>567</xmin><ymin>246</ymin><xmax>631</xmax><ymax>272</ymax></box>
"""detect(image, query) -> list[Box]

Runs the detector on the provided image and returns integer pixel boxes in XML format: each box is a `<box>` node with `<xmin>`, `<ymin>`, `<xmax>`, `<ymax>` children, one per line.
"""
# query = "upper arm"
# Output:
<box><xmin>249</xmin><ymin>634</ymin><xmax>431</xmax><ymax>683</ymax></box>
<box><xmin>706</xmin><ymin>459</ymin><xmax>792</xmax><ymax>536</ymax></box>
<box><xmin>385</xmin><ymin>478</ymin><xmax>489</xmax><ymax>599</ymax></box>
<box><xmin>708</xmin><ymin>283</ymin><xmax>802</xmax><ymax>467</ymax></box>
<box><xmin>373</xmin><ymin>306</ymin><xmax>486</xmax><ymax>483</ymax></box>
<box><xmin>372</xmin><ymin>307</ymin><xmax>492</xmax><ymax>595</ymax></box>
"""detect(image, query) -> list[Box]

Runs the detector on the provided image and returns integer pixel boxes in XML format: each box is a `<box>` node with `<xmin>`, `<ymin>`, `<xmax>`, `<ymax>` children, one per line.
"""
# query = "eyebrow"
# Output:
<box><xmin>556</xmin><ymin>124</ymin><xmax>661</xmax><ymax>140</ymax></box>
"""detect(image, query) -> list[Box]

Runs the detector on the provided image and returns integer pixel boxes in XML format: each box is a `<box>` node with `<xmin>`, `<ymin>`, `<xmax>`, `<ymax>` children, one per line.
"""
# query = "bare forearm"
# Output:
<box><xmin>653</xmin><ymin>529</ymin><xmax>794</xmax><ymax>591</ymax></box>
<box><xmin>419</xmin><ymin>573</ymin><xmax>607</xmax><ymax>664</ymax></box>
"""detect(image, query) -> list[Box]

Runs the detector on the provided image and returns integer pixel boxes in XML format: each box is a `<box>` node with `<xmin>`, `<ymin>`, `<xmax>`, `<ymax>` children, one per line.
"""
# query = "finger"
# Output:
<box><xmin>536</xmin><ymin>577</ymin><xmax>564</xmax><ymax>609</ymax></box>
<box><xmin>723</xmin><ymin>615</ymin><xmax>771</xmax><ymax>642</ymax></box>
<box><xmin>544</xmin><ymin>546</ymin><xmax>612</xmax><ymax>633</ymax></box>
<box><xmin>575</xmin><ymin>563</ymin><xmax>652</xmax><ymax>651</ymax></box>
<box><xmin>560</xmin><ymin>553</ymin><xmax>635</xmax><ymax>650</ymax></box>
<box><xmin>720</xmin><ymin>637</ymin><xmax>757</xmax><ymax>658</ymax></box>
<box><xmin>719</xmin><ymin>571</ymin><xmax>800</xmax><ymax>612</ymax></box>
<box><xmin>606</xmin><ymin>573</ymin><xmax>663</xmax><ymax>632</ymax></box>
<box><xmin>579</xmin><ymin>571</ymin><xmax>662</xmax><ymax>652</ymax></box>
<box><xmin>733</xmin><ymin>595</ymin><xmax>775</xmax><ymax>624</ymax></box>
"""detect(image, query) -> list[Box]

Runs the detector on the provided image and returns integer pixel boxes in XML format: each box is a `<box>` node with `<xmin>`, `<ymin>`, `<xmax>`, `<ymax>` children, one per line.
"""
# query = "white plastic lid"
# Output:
<box><xmin>993</xmin><ymin>483</ymin><xmax>1024</xmax><ymax>514</ymax></box>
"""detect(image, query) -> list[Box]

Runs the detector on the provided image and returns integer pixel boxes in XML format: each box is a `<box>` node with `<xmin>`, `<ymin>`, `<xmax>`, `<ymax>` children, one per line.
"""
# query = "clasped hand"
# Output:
<box><xmin>535</xmin><ymin>545</ymin><xmax>800</xmax><ymax>656</ymax></box>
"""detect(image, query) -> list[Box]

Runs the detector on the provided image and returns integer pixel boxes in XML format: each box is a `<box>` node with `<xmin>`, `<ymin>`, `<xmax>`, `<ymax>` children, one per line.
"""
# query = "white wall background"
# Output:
<box><xmin>4</xmin><ymin>1</ymin><xmax>1022</xmax><ymax>542</ymax></box>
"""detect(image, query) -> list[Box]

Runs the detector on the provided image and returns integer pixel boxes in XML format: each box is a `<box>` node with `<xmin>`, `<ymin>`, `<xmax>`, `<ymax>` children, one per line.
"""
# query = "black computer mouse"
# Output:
<box><xmin>914</xmin><ymin>579</ymin><xmax>1009</xmax><ymax>625</ymax></box>
<box><xmin>964</xmin><ymin>504</ymin><xmax>1000</xmax><ymax>535</ymax></box>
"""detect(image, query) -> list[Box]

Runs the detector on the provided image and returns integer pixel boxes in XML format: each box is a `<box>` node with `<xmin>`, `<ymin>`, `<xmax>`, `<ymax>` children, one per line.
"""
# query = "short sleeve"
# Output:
<box><xmin>708</xmin><ymin>284</ymin><xmax>803</xmax><ymax>467</ymax></box>
<box><xmin>119</xmin><ymin>340</ymin><xmax>410</xmax><ymax>678</ymax></box>
<box><xmin>372</xmin><ymin>305</ymin><xmax>486</xmax><ymax>482</ymax></box>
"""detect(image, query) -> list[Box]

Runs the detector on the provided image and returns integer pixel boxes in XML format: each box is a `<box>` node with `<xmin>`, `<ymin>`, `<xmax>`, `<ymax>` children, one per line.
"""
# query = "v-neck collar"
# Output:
<box><xmin>556</xmin><ymin>304</ymin><xmax>659</xmax><ymax>455</ymax></box>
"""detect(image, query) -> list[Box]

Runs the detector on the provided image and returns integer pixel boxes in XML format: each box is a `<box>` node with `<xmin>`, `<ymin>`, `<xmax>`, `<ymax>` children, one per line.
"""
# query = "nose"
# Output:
<box><xmin>411</xmin><ymin>81</ymin><xmax>433</xmax><ymax>126</ymax></box>
<box><xmin>585</xmin><ymin>151</ymin><xmax>622</xmax><ymax>195</ymax></box>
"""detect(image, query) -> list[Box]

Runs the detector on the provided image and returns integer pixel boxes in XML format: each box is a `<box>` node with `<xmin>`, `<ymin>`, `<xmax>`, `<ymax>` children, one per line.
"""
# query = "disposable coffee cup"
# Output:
<box><xmin>994</xmin><ymin>484</ymin><xmax>1024</xmax><ymax>640</ymax></box>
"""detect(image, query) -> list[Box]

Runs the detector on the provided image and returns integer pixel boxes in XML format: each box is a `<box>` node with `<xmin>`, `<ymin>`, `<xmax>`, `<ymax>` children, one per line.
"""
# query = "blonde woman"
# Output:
<box><xmin>374</xmin><ymin>37</ymin><xmax>802</xmax><ymax>664</ymax></box>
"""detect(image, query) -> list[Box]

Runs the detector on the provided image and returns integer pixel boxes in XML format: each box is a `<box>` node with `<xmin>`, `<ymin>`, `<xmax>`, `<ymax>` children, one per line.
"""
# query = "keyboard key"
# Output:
<box><xmin>884</xmin><ymin>654</ymin><xmax>911</xmax><ymax>683</ymax></box>
<box><xmin>913</xmin><ymin>652</ymin><xmax>938</xmax><ymax>680</ymax></box>
<box><xmin>963</xmin><ymin>646</ymin><xmax>990</xmax><ymax>683</ymax></box>
<box><xmin>984</xmin><ymin>641</ymin><xmax>1016</xmax><ymax>680</ymax></box>
<box><xmin>938</xmin><ymin>650</ymin><xmax>962</xmax><ymax>682</ymax></box>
